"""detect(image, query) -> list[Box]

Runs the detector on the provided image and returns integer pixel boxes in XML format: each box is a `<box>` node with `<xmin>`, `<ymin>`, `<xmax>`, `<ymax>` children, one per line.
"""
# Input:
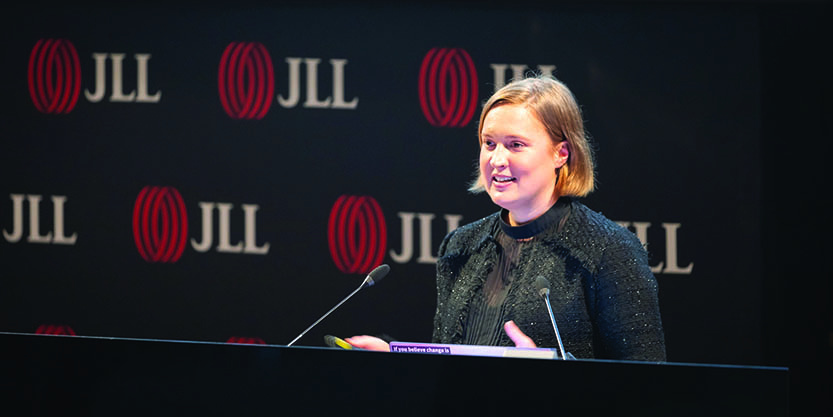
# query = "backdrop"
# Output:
<box><xmin>0</xmin><ymin>2</ymin><xmax>795</xmax><ymax>369</ymax></box>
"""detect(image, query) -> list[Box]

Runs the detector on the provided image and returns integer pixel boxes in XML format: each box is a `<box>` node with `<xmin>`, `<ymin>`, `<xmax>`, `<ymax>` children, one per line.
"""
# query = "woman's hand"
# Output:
<box><xmin>343</xmin><ymin>335</ymin><xmax>390</xmax><ymax>352</ymax></box>
<box><xmin>504</xmin><ymin>320</ymin><xmax>537</xmax><ymax>348</ymax></box>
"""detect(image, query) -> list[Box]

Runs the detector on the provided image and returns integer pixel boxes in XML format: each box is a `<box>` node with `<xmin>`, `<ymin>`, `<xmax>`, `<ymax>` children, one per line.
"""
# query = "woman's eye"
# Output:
<box><xmin>511</xmin><ymin>141</ymin><xmax>525</xmax><ymax>149</ymax></box>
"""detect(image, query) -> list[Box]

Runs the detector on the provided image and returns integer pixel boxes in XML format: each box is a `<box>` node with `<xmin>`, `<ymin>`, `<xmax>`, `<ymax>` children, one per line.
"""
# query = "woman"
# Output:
<box><xmin>348</xmin><ymin>75</ymin><xmax>666</xmax><ymax>361</ymax></box>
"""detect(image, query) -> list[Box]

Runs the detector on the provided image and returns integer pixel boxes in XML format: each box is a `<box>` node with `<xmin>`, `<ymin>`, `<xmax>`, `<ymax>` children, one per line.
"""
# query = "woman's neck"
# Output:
<box><xmin>506</xmin><ymin>197</ymin><xmax>558</xmax><ymax>226</ymax></box>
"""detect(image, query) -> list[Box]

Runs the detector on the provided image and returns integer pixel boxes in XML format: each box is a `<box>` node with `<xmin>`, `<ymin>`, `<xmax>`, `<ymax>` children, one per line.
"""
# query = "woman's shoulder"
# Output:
<box><xmin>440</xmin><ymin>211</ymin><xmax>499</xmax><ymax>253</ymax></box>
<box><xmin>454</xmin><ymin>211</ymin><xmax>499</xmax><ymax>234</ymax></box>
<box><xmin>565</xmin><ymin>200</ymin><xmax>645</xmax><ymax>250</ymax></box>
<box><xmin>568</xmin><ymin>200</ymin><xmax>623</xmax><ymax>231</ymax></box>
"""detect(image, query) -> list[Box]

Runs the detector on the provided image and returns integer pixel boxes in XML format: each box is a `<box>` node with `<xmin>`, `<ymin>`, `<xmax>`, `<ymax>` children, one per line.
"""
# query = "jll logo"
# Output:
<box><xmin>218</xmin><ymin>41</ymin><xmax>275</xmax><ymax>120</ymax></box>
<box><xmin>28</xmin><ymin>38</ymin><xmax>162</xmax><ymax>113</ymax></box>
<box><xmin>3</xmin><ymin>194</ymin><xmax>77</xmax><ymax>245</ymax></box>
<box><xmin>327</xmin><ymin>195</ymin><xmax>387</xmax><ymax>274</ymax></box>
<box><xmin>327</xmin><ymin>195</ymin><xmax>463</xmax><ymax>271</ymax></box>
<box><xmin>418</xmin><ymin>47</ymin><xmax>478</xmax><ymax>128</ymax></box>
<box><xmin>218</xmin><ymin>41</ymin><xmax>358</xmax><ymax>120</ymax></box>
<box><xmin>132</xmin><ymin>186</ymin><xmax>270</xmax><ymax>263</ymax></box>
<box><xmin>28</xmin><ymin>39</ymin><xmax>81</xmax><ymax>114</ymax></box>
<box><xmin>419</xmin><ymin>48</ymin><xmax>558</xmax><ymax>127</ymax></box>
<box><xmin>133</xmin><ymin>186</ymin><xmax>188</xmax><ymax>263</ymax></box>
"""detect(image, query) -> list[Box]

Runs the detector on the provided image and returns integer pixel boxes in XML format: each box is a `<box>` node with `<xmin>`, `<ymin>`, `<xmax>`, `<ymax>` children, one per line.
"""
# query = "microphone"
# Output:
<box><xmin>534</xmin><ymin>276</ymin><xmax>570</xmax><ymax>360</ymax></box>
<box><xmin>360</xmin><ymin>263</ymin><xmax>389</xmax><ymax>288</ymax></box>
<box><xmin>287</xmin><ymin>264</ymin><xmax>390</xmax><ymax>347</ymax></box>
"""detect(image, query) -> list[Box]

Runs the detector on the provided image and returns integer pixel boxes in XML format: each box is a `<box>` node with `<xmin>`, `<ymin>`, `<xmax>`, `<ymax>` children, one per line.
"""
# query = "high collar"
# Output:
<box><xmin>498</xmin><ymin>198</ymin><xmax>570</xmax><ymax>240</ymax></box>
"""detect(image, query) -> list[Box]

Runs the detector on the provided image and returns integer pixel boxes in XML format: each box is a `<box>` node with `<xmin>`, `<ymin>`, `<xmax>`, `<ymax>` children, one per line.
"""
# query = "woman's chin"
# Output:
<box><xmin>487</xmin><ymin>192</ymin><xmax>516</xmax><ymax>211</ymax></box>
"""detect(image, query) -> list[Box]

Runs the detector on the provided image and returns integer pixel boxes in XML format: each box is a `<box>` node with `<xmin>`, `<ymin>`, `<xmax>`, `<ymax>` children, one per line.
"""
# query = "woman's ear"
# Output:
<box><xmin>554</xmin><ymin>140</ymin><xmax>570</xmax><ymax>168</ymax></box>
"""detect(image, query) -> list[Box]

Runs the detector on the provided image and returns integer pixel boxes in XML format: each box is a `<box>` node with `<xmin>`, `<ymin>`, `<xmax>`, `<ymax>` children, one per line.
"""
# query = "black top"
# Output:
<box><xmin>464</xmin><ymin>199</ymin><xmax>570</xmax><ymax>345</ymax></box>
<box><xmin>433</xmin><ymin>198</ymin><xmax>666</xmax><ymax>361</ymax></box>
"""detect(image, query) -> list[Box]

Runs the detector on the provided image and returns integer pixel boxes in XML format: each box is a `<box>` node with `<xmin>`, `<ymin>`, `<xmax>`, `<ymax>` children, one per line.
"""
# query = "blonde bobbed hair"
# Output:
<box><xmin>469</xmin><ymin>75</ymin><xmax>596</xmax><ymax>198</ymax></box>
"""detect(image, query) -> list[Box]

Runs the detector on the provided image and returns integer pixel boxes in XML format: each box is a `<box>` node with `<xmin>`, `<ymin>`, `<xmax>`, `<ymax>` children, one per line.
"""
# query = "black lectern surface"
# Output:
<box><xmin>2</xmin><ymin>332</ymin><xmax>787</xmax><ymax>416</ymax></box>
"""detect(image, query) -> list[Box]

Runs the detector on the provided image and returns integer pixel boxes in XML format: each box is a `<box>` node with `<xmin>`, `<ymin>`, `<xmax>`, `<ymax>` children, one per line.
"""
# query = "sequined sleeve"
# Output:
<box><xmin>592</xmin><ymin>225</ymin><xmax>667</xmax><ymax>361</ymax></box>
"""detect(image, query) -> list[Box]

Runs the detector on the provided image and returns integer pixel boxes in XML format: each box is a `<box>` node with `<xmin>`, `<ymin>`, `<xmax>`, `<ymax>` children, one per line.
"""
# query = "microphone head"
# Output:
<box><xmin>364</xmin><ymin>264</ymin><xmax>390</xmax><ymax>287</ymax></box>
<box><xmin>534</xmin><ymin>276</ymin><xmax>550</xmax><ymax>297</ymax></box>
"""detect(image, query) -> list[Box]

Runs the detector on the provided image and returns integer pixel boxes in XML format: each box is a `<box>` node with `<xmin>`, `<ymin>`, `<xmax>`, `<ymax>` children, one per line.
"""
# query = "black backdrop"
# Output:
<box><xmin>1</xmin><ymin>1</ymin><xmax>830</xmax><ymax>414</ymax></box>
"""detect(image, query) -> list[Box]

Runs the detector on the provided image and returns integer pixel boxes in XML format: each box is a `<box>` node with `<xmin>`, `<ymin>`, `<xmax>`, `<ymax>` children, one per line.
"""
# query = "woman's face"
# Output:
<box><xmin>479</xmin><ymin>104</ymin><xmax>567</xmax><ymax>225</ymax></box>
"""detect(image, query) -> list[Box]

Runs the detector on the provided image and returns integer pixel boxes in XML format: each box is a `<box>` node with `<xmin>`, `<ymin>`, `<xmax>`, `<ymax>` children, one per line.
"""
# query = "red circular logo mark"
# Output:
<box><xmin>226</xmin><ymin>336</ymin><xmax>266</xmax><ymax>345</ymax></box>
<box><xmin>418</xmin><ymin>47</ymin><xmax>478</xmax><ymax>127</ymax></box>
<box><xmin>133</xmin><ymin>186</ymin><xmax>188</xmax><ymax>263</ymax></box>
<box><xmin>218</xmin><ymin>41</ymin><xmax>275</xmax><ymax>120</ymax></box>
<box><xmin>28</xmin><ymin>39</ymin><xmax>82</xmax><ymax>114</ymax></box>
<box><xmin>36</xmin><ymin>324</ymin><xmax>76</xmax><ymax>336</ymax></box>
<box><xmin>327</xmin><ymin>195</ymin><xmax>387</xmax><ymax>274</ymax></box>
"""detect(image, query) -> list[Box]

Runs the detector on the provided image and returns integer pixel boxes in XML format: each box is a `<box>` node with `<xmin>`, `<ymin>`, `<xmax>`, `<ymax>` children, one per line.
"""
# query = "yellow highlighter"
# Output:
<box><xmin>324</xmin><ymin>335</ymin><xmax>359</xmax><ymax>350</ymax></box>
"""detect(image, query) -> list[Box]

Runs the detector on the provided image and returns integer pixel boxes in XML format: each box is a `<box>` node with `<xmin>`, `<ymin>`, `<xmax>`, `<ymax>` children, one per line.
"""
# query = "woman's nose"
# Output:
<box><xmin>491</xmin><ymin>145</ymin><xmax>509</xmax><ymax>168</ymax></box>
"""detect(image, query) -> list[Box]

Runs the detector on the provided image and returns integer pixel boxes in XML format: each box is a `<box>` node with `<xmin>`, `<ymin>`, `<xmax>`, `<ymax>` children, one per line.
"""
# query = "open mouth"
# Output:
<box><xmin>493</xmin><ymin>175</ymin><xmax>516</xmax><ymax>183</ymax></box>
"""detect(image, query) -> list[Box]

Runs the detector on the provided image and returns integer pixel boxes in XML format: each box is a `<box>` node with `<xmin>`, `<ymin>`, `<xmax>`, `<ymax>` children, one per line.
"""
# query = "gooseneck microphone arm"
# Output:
<box><xmin>534</xmin><ymin>276</ymin><xmax>568</xmax><ymax>360</ymax></box>
<box><xmin>287</xmin><ymin>264</ymin><xmax>390</xmax><ymax>347</ymax></box>
<box><xmin>286</xmin><ymin>285</ymin><xmax>362</xmax><ymax>347</ymax></box>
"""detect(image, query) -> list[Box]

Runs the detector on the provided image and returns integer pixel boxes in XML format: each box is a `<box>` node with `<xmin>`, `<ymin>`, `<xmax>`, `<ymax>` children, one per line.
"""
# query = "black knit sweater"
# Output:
<box><xmin>432</xmin><ymin>198</ymin><xmax>667</xmax><ymax>361</ymax></box>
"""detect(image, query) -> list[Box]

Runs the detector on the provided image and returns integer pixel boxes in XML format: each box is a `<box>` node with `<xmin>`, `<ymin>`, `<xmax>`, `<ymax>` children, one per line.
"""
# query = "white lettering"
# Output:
<box><xmin>660</xmin><ymin>223</ymin><xmax>693</xmax><ymax>274</ymax></box>
<box><xmin>3</xmin><ymin>194</ymin><xmax>76</xmax><ymax>245</ymax></box>
<box><xmin>27</xmin><ymin>195</ymin><xmax>53</xmax><ymax>243</ymax></box>
<box><xmin>242</xmin><ymin>204</ymin><xmax>269</xmax><ymax>255</ymax></box>
<box><xmin>278</xmin><ymin>57</ymin><xmax>357</xmax><ymax>109</ymax></box>
<box><xmin>85</xmin><ymin>53</ymin><xmax>109</xmax><ymax>102</ymax></box>
<box><xmin>303</xmin><ymin>58</ymin><xmax>331</xmax><ymax>108</ymax></box>
<box><xmin>216</xmin><ymin>203</ymin><xmax>243</xmax><ymax>253</ymax></box>
<box><xmin>390</xmin><ymin>212</ymin><xmax>462</xmax><ymax>264</ymax></box>
<box><xmin>491</xmin><ymin>63</ymin><xmax>556</xmax><ymax>90</ymax></box>
<box><xmin>190</xmin><ymin>201</ymin><xmax>270</xmax><ymax>255</ymax></box>
<box><xmin>85</xmin><ymin>53</ymin><xmax>160</xmax><ymax>103</ymax></box>
<box><xmin>134</xmin><ymin>54</ymin><xmax>161</xmax><ymax>102</ymax></box>
<box><xmin>278</xmin><ymin>57</ymin><xmax>302</xmax><ymax>108</ymax></box>
<box><xmin>191</xmin><ymin>202</ymin><xmax>215</xmax><ymax>252</ymax></box>
<box><xmin>389</xmin><ymin>212</ymin><xmax>415</xmax><ymax>263</ymax></box>
<box><xmin>617</xmin><ymin>221</ymin><xmax>693</xmax><ymax>275</ymax></box>
<box><xmin>50</xmin><ymin>196</ymin><xmax>77</xmax><ymax>245</ymax></box>
<box><xmin>3</xmin><ymin>194</ymin><xmax>25</xmax><ymax>242</ymax></box>
<box><xmin>329</xmin><ymin>58</ymin><xmax>358</xmax><ymax>109</ymax></box>
<box><xmin>108</xmin><ymin>53</ymin><xmax>136</xmax><ymax>102</ymax></box>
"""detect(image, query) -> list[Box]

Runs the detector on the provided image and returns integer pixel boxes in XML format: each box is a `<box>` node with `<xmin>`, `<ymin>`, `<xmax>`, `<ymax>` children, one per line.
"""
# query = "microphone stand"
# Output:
<box><xmin>541</xmin><ymin>289</ymin><xmax>568</xmax><ymax>361</ymax></box>
<box><xmin>286</xmin><ymin>278</ymin><xmax>371</xmax><ymax>347</ymax></box>
<box><xmin>286</xmin><ymin>264</ymin><xmax>389</xmax><ymax>347</ymax></box>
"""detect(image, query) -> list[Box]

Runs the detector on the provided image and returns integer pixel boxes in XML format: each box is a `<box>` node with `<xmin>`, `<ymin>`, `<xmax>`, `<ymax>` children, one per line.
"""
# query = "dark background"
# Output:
<box><xmin>1</xmin><ymin>0</ymin><xmax>829</xmax><ymax>414</ymax></box>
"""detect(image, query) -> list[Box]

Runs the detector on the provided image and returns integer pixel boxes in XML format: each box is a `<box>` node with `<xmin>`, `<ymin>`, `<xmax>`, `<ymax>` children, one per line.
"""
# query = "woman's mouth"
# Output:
<box><xmin>492</xmin><ymin>175</ymin><xmax>516</xmax><ymax>184</ymax></box>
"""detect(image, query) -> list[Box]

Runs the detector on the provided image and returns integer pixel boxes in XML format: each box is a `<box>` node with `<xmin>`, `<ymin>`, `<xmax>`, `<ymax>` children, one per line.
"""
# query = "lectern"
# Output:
<box><xmin>2</xmin><ymin>332</ymin><xmax>788</xmax><ymax>416</ymax></box>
